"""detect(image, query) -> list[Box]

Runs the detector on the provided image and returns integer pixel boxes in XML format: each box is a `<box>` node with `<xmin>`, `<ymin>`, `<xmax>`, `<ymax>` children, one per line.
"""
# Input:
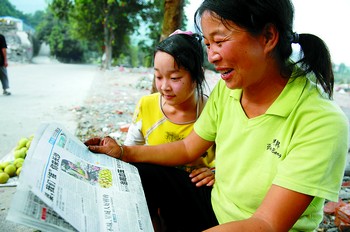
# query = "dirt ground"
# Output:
<box><xmin>0</xmin><ymin>60</ymin><xmax>97</xmax><ymax>158</ymax></box>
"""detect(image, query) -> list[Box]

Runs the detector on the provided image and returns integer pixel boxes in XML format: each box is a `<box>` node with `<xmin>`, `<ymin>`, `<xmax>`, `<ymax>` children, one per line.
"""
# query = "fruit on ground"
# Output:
<box><xmin>16</xmin><ymin>167</ymin><xmax>22</xmax><ymax>176</ymax></box>
<box><xmin>26</xmin><ymin>140</ymin><xmax>32</xmax><ymax>148</ymax></box>
<box><xmin>26</xmin><ymin>135</ymin><xmax>34</xmax><ymax>148</ymax></box>
<box><xmin>16</xmin><ymin>137</ymin><xmax>29</xmax><ymax>149</ymax></box>
<box><xmin>15</xmin><ymin>161</ymin><xmax>23</xmax><ymax>168</ymax></box>
<box><xmin>4</xmin><ymin>164</ymin><xmax>16</xmax><ymax>177</ymax></box>
<box><xmin>0</xmin><ymin>172</ymin><xmax>10</xmax><ymax>184</ymax></box>
<box><xmin>14</xmin><ymin>158</ymin><xmax>25</xmax><ymax>168</ymax></box>
<box><xmin>14</xmin><ymin>147</ymin><xmax>27</xmax><ymax>159</ymax></box>
<box><xmin>0</xmin><ymin>161</ymin><xmax>10</xmax><ymax>170</ymax></box>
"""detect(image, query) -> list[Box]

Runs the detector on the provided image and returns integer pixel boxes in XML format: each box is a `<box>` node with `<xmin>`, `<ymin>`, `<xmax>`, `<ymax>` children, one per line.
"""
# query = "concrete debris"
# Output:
<box><xmin>0</xmin><ymin>19</ymin><xmax>34</xmax><ymax>63</ymax></box>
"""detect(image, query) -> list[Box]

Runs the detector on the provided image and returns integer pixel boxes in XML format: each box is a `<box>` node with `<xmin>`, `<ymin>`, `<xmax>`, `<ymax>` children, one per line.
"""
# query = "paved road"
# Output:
<box><xmin>0</xmin><ymin>58</ymin><xmax>98</xmax><ymax>159</ymax></box>
<box><xmin>0</xmin><ymin>57</ymin><xmax>99</xmax><ymax>231</ymax></box>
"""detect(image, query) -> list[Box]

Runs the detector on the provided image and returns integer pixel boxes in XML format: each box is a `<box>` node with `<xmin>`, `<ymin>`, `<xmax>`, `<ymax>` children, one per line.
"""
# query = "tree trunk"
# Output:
<box><xmin>103</xmin><ymin>12</ymin><xmax>113</xmax><ymax>70</ymax></box>
<box><xmin>151</xmin><ymin>0</ymin><xmax>184</xmax><ymax>93</ymax></box>
<box><xmin>160</xmin><ymin>0</ymin><xmax>184</xmax><ymax>41</ymax></box>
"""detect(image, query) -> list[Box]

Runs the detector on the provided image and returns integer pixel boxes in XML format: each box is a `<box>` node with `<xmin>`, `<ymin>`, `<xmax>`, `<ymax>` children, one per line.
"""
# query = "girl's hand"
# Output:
<box><xmin>189</xmin><ymin>167</ymin><xmax>215</xmax><ymax>187</ymax></box>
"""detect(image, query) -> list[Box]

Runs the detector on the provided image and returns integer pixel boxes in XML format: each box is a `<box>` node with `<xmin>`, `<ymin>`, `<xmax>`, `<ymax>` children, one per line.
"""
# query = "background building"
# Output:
<box><xmin>0</xmin><ymin>16</ymin><xmax>34</xmax><ymax>62</ymax></box>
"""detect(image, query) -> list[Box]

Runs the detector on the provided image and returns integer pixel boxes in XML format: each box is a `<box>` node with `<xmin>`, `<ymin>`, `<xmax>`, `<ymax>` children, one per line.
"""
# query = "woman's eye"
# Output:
<box><xmin>171</xmin><ymin>77</ymin><xmax>181</xmax><ymax>81</ymax></box>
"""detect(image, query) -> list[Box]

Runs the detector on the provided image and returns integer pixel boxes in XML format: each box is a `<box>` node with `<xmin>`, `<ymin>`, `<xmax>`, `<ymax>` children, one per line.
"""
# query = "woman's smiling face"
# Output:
<box><xmin>201</xmin><ymin>11</ymin><xmax>268</xmax><ymax>90</ymax></box>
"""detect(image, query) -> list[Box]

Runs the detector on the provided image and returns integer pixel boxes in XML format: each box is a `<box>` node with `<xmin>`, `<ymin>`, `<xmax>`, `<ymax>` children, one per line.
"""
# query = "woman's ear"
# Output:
<box><xmin>262</xmin><ymin>23</ymin><xmax>279</xmax><ymax>54</ymax></box>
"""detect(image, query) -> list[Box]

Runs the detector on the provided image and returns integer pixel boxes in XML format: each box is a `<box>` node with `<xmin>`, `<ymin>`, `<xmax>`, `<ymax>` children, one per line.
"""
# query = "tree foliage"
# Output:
<box><xmin>50</xmin><ymin>0</ymin><xmax>148</xmax><ymax>69</ymax></box>
<box><xmin>150</xmin><ymin>0</ymin><xmax>187</xmax><ymax>93</ymax></box>
<box><xmin>0</xmin><ymin>0</ymin><xmax>45</xmax><ymax>28</ymax></box>
<box><xmin>1</xmin><ymin>0</ymin><xmax>189</xmax><ymax>69</ymax></box>
<box><xmin>0</xmin><ymin>0</ymin><xmax>27</xmax><ymax>20</ymax></box>
<box><xmin>34</xmin><ymin>8</ymin><xmax>89</xmax><ymax>63</ymax></box>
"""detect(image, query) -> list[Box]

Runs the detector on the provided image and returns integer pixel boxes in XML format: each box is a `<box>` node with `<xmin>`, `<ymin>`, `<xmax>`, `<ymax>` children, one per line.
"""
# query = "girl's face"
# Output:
<box><xmin>154</xmin><ymin>51</ymin><xmax>196</xmax><ymax>106</ymax></box>
<box><xmin>201</xmin><ymin>11</ymin><xmax>268</xmax><ymax>90</ymax></box>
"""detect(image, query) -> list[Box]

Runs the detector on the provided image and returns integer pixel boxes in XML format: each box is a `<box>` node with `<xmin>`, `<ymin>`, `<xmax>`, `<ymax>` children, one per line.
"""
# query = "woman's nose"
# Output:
<box><xmin>207</xmin><ymin>48</ymin><xmax>221</xmax><ymax>64</ymax></box>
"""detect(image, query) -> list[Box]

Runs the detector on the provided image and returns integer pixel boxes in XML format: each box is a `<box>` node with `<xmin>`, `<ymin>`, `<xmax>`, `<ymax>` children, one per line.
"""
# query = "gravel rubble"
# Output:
<box><xmin>74</xmin><ymin>67</ymin><xmax>154</xmax><ymax>143</ymax></box>
<box><xmin>74</xmin><ymin>67</ymin><xmax>220</xmax><ymax>144</ymax></box>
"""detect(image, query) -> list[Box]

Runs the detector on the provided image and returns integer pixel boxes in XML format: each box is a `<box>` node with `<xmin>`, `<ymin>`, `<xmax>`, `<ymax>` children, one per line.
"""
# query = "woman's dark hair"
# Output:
<box><xmin>194</xmin><ymin>0</ymin><xmax>334</xmax><ymax>99</ymax></box>
<box><xmin>155</xmin><ymin>33</ymin><xmax>207</xmax><ymax>99</ymax></box>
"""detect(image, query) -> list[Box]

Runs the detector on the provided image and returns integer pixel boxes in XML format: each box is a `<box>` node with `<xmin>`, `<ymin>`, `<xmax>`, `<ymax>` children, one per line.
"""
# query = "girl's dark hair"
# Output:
<box><xmin>194</xmin><ymin>0</ymin><xmax>334</xmax><ymax>99</ymax></box>
<box><xmin>155</xmin><ymin>33</ymin><xmax>207</xmax><ymax>99</ymax></box>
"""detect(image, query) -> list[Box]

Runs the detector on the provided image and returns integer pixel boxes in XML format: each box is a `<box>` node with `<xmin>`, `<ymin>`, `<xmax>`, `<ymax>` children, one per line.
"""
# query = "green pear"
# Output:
<box><xmin>14</xmin><ymin>147</ymin><xmax>27</xmax><ymax>159</ymax></box>
<box><xmin>17</xmin><ymin>137</ymin><xmax>29</xmax><ymax>149</ymax></box>
<box><xmin>26</xmin><ymin>139</ymin><xmax>32</xmax><ymax>148</ymax></box>
<box><xmin>14</xmin><ymin>158</ymin><xmax>25</xmax><ymax>168</ymax></box>
<box><xmin>0</xmin><ymin>161</ymin><xmax>10</xmax><ymax>170</ymax></box>
<box><xmin>16</xmin><ymin>167</ymin><xmax>22</xmax><ymax>176</ymax></box>
<box><xmin>0</xmin><ymin>172</ymin><xmax>10</xmax><ymax>184</ymax></box>
<box><xmin>4</xmin><ymin>164</ymin><xmax>16</xmax><ymax>177</ymax></box>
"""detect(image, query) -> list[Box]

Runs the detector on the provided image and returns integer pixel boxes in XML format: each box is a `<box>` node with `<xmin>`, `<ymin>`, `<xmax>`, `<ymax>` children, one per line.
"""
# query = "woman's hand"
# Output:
<box><xmin>84</xmin><ymin>137</ymin><xmax>122</xmax><ymax>159</ymax></box>
<box><xmin>189</xmin><ymin>167</ymin><xmax>215</xmax><ymax>187</ymax></box>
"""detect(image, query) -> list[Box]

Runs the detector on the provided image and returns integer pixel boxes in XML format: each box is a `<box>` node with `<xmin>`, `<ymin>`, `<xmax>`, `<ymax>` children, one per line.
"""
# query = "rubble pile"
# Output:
<box><xmin>75</xmin><ymin>67</ymin><xmax>153</xmax><ymax>144</ymax></box>
<box><xmin>320</xmin><ymin>176</ymin><xmax>350</xmax><ymax>232</ymax></box>
<box><xmin>74</xmin><ymin>67</ymin><xmax>221</xmax><ymax>144</ymax></box>
<box><xmin>0</xmin><ymin>21</ymin><xmax>34</xmax><ymax>63</ymax></box>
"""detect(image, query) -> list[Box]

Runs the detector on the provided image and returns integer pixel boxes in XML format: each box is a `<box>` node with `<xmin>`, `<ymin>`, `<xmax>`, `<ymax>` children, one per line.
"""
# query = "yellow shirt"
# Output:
<box><xmin>124</xmin><ymin>93</ymin><xmax>215</xmax><ymax>172</ymax></box>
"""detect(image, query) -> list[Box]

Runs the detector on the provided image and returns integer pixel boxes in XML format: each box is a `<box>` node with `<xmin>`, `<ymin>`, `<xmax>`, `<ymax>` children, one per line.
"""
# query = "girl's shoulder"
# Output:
<box><xmin>139</xmin><ymin>92</ymin><xmax>161</xmax><ymax>105</ymax></box>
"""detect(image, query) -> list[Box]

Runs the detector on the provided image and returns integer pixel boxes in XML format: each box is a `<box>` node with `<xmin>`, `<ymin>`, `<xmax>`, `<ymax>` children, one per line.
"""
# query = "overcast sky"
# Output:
<box><xmin>185</xmin><ymin>0</ymin><xmax>350</xmax><ymax>66</ymax></box>
<box><xmin>10</xmin><ymin>0</ymin><xmax>48</xmax><ymax>13</ymax></box>
<box><xmin>9</xmin><ymin>0</ymin><xmax>350</xmax><ymax>65</ymax></box>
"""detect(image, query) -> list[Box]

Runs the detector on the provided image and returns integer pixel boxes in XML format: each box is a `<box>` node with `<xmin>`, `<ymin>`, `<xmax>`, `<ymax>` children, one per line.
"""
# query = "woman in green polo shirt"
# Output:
<box><xmin>85</xmin><ymin>0</ymin><xmax>349</xmax><ymax>231</ymax></box>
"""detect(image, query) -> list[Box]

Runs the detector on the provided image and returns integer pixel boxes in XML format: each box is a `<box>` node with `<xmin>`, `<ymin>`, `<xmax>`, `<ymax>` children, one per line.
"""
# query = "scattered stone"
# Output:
<box><xmin>74</xmin><ymin>67</ymin><xmax>153</xmax><ymax>144</ymax></box>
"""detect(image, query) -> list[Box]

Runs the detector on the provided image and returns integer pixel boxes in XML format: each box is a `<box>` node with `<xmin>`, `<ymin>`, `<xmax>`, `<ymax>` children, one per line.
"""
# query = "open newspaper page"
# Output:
<box><xmin>7</xmin><ymin>122</ymin><xmax>153</xmax><ymax>232</ymax></box>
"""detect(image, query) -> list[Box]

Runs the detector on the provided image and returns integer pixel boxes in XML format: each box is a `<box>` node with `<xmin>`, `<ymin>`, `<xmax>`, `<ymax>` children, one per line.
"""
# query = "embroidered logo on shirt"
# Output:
<box><xmin>165</xmin><ymin>132</ymin><xmax>184</xmax><ymax>143</ymax></box>
<box><xmin>266</xmin><ymin>139</ymin><xmax>282</xmax><ymax>158</ymax></box>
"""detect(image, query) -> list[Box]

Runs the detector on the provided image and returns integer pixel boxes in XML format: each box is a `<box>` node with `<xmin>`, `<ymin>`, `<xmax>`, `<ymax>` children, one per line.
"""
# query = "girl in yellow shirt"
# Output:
<box><xmin>124</xmin><ymin>30</ymin><xmax>216</xmax><ymax>231</ymax></box>
<box><xmin>124</xmin><ymin>30</ymin><xmax>215</xmax><ymax>186</ymax></box>
<box><xmin>86</xmin><ymin>30</ymin><xmax>217</xmax><ymax>231</ymax></box>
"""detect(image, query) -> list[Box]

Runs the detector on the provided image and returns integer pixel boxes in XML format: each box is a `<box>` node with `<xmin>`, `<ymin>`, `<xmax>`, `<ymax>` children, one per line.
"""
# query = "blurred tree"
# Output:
<box><xmin>150</xmin><ymin>0</ymin><xmax>187</xmax><ymax>93</ymax></box>
<box><xmin>26</xmin><ymin>11</ymin><xmax>45</xmax><ymax>28</ymax></box>
<box><xmin>35</xmin><ymin>9</ymin><xmax>90</xmax><ymax>62</ymax></box>
<box><xmin>159</xmin><ymin>0</ymin><xmax>185</xmax><ymax>41</ymax></box>
<box><xmin>338</xmin><ymin>63</ymin><xmax>347</xmax><ymax>74</ymax></box>
<box><xmin>0</xmin><ymin>0</ymin><xmax>41</xmax><ymax>28</ymax></box>
<box><xmin>50</xmin><ymin>0</ymin><xmax>146</xmax><ymax>69</ymax></box>
<box><xmin>0</xmin><ymin>0</ymin><xmax>27</xmax><ymax>20</ymax></box>
<box><xmin>2</xmin><ymin>0</ymin><xmax>189</xmax><ymax>68</ymax></box>
<box><xmin>50</xmin><ymin>27</ymin><xmax>87</xmax><ymax>63</ymax></box>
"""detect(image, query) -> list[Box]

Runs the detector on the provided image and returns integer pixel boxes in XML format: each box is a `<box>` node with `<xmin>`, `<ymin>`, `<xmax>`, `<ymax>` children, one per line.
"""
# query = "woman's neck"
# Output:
<box><xmin>241</xmin><ymin>75</ymin><xmax>289</xmax><ymax>118</ymax></box>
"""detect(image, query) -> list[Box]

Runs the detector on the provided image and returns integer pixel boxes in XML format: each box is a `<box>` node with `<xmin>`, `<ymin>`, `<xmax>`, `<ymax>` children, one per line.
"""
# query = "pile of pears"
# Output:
<box><xmin>0</xmin><ymin>135</ymin><xmax>34</xmax><ymax>184</ymax></box>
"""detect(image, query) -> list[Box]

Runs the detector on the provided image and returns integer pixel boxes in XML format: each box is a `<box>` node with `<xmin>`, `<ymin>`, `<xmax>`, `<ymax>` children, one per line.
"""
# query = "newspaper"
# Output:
<box><xmin>6</xmin><ymin>122</ymin><xmax>154</xmax><ymax>232</ymax></box>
